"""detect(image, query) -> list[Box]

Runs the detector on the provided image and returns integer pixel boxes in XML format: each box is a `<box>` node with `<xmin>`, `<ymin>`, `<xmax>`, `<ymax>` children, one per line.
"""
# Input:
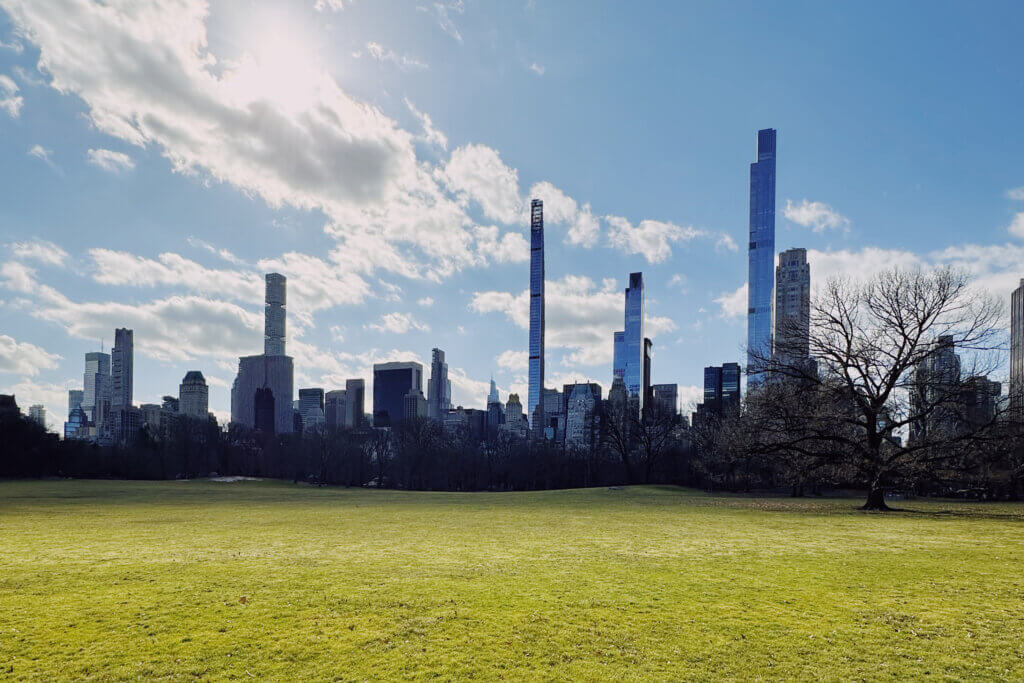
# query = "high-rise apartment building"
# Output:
<box><xmin>773</xmin><ymin>248</ymin><xmax>811</xmax><ymax>366</ymax></box>
<box><xmin>747</xmin><ymin>128</ymin><xmax>777</xmax><ymax>386</ymax></box>
<box><xmin>488</xmin><ymin>376</ymin><xmax>500</xmax><ymax>405</ymax></box>
<box><xmin>1012</xmin><ymin>279</ymin><xmax>1024</xmax><ymax>416</ymax></box>
<box><xmin>82</xmin><ymin>351</ymin><xmax>111</xmax><ymax>427</ymax></box>
<box><xmin>325</xmin><ymin>390</ymin><xmax>347</xmax><ymax>430</ymax></box>
<box><xmin>231</xmin><ymin>273</ymin><xmax>294</xmax><ymax>434</ymax></box>
<box><xmin>28</xmin><ymin>404</ymin><xmax>46</xmax><ymax>428</ymax></box>
<box><xmin>373</xmin><ymin>362</ymin><xmax>423</xmax><ymax>427</ymax></box>
<box><xmin>564</xmin><ymin>383</ymin><xmax>600</xmax><ymax>449</ymax></box>
<box><xmin>643</xmin><ymin>337</ymin><xmax>653</xmax><ymax>408</ymax></box>
<box><xmin>427</xmin><ymin>348</ymin><xmax>451</xmax><ymax>420</ymax></box>
<box><xmin>651</xmin><ymin>384</ymin><xmax>679</xmax><ymax>415</ymax></box>
<box><xmin>265</xmin><ymin>273</ymin><xmax>286</xmax><ymax>356</ymax></box>
<box><xmin>111</xmin><ymin>328</ymin><xmax>133</xmax><ymax>410</ymax></box>
<box><xmin>623</xmin><ymin>272</ymin><xmax>646</xmax><ymax>408</ymax></box>
<box><xmin>528</xmin><ymin>198</ymin><xmax>545</xmax><ymax>428</ymax></box>
<box><xmin>345</xmin><ymin>379</ymin><xmax>365</xmax><ymax>428</ymax></box>
<box><xmin>693</xmin><ymin>362</ymin><xmax>741</xmax><ymax>427</ymax></box>
<box><xmin>179</xmin><ymin>371</ymin><xmax>209</xmax><ymax>418</ymax></box>
<box><xmin>68</xmin><ymin>389</ymin><xmax>83</xmax><ymax>415</ymax></box>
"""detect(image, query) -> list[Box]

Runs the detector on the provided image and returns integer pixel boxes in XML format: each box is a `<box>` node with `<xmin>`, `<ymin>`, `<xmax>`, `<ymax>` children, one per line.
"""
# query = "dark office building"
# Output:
<box><xmin>373</xmin><ymin>361</ymin><xmax>423</xmax><ymax>427</ymax></box>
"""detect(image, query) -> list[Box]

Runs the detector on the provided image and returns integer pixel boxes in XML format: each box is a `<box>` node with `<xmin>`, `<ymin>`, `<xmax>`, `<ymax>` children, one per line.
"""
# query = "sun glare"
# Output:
<box><xmin>225</xmin><ymin>10</ymin><xmax>325</xmax><ymax>112</ymax></box>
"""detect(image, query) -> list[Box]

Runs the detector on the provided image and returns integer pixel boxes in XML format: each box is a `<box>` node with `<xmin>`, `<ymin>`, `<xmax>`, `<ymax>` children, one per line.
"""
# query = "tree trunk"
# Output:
<box><xmin>862</xmin><ymin>485</ymin><xmax>890</xmax><ymax>511</ymax></box>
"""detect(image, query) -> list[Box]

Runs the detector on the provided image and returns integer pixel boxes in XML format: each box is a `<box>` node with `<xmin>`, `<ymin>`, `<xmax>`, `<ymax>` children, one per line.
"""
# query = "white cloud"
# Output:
<box><xmin>783</xmin><ymin>198</ymin><xmax>850</xmax><ymax>232</ymax></box>
<box><xmin>0</xmin><ymin>335</ymin><xmax>62</xmax><ymax>376</ymax></box>
<box><xmin>1007</xmin><ymin>212</ymin><xmax>1024</xmax><ymax>239</ymax></box>
<box><xmin>404</xmin><ymin>97</ymin><xmax>447</xmax><ymax>150</ymax></box>
<box><xmin>0</xmin><ymin>38</ymin><xmax>23</xmax><ymax>53</ymax></box>
<box><xmin>714</xmin><ymin>283</ymin><xmax>747</xmax><ymax>320</ymax></box>
<box><xmin>528</xmin><ymin>62</ymin><xmax>545</xmax><ymax>76</ymax></box>
<box><xmin>186</xmin><ymin>236</ymin><xmax>245</xmax><ymax>265</ymax></box>
<box><xmin>365</xmin><ymin>312</ymin><xmax>430</xmax><ymax>334</ymax></box>
<box><xmin>0</xmin><ymin>73</ymin><xmax>23</xmax><ymax>117</ymax></box>
<box><xmin>417</xmin><ymin>296</ymin><xmax>434</xmax><ymax>307</ymax></box>
<box><xmin>365</xmin><ymin>41</ymin><xmax>428</xmax><ymax>70</ymax></box>
<box><xmin>9</xmin><ymin>240</ymin><xmax>68</xmax><ymax>267</ymax></box>
<box><xmin>442</xmin><ymin>144</ymin><xmax>523</xmax><ymax>224</ymax></box>
<box><xmin>678</xmin><ymin>384</ymin><xmax>703</xmax><ymax>413</ymax></box>
<box><xmin>28</xmin><ymin>144</ymin><xmax>52</xmax><ymax>163</ymax></box>
<box><xmin>0</xmin><ymin>378</ymin><xmax>72</xmax><ymax>431</ymax></box>
<box><xmin>431</xmin><ymin>1</ymin><xmax>464</xmax><ymax>42</ymax></box>
<box><xmin>471</xmin><ymin>275</ymin><xmax>676</xmax><ymax>367</ymax></box>
<box><xmin>473</xmin><ymin>226</ymin><xmax>529</xmax><ymax>263</ymax></box>
<box><xmin>716</xmin><ymin>234</ymin><xmax>738</xmax><ymax>252</ymax></box>
<box><xmin>668</xmin><ymin>273</ymin><xmax>687</xmax><ymax>292</ymax></box>
<box><xmin>89</xmin><ymin>249</ymin><xmax>263</xmax><ymax>303</ymax></box>
<box><xmin>495</xmin><ymin>349</ymin><xmax>528</xmax><ymax>371</ymax></box>
<box><xmin>605</xmin><ymin>215</ymin><xmax>706</xmax><ymax>263</ymax></box>
<box><xmin>314</xmin><ymin>0</ymin><xmax>348</xmax><ymax>10</ymax></box>
<box><xmin>87</xmin><ymin>148</ymin><xmax>135</xmax><ymax>172</ymax></box>
<box><xmin>528</xmin><ymin>181</ymin><xmax>600</xmax><ymax>248</ymax></box>
<box><xmin>1006</xmin><ymin>187</ymin><xmax>1024</xmax><ymax>201</ymax></box>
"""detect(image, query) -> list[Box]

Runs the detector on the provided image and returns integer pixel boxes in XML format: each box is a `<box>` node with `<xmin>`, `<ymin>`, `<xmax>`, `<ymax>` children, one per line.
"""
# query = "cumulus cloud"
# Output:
<box><xmin>495</xmin><ymin>349</ymin><xmax>528</xmax><ymax>371</ymax></box>
<box><xmin>0</xmin><ymin>335</ymin><xmax>62</xmax><ymax>376</ymax></box>
<box><xmin>365</xmin><ymin>312</ymin><xmax>430</xmax><ymax>334</ymax></box>
<box><xmin>528</xmin><ymin>181</ymin><xmax>600</xmax><ymax>247</ymax></box>
<box><xmin>471</xmin><ymin>275</ymin><xmax>676</xmax><ymax>366</ymax></box>
<box><xmin>1006</xmin><ymin>187</ymin><xmax>1024</xmax><ymax>201</ymax></box>
<box><xmin>528</xmin><ymin>62</ymin><xmax>545</xmax><ymax>76</ymax></box>
<box><xmin>28</xmin><ymin>144</ymin><xmax>52</xmax><ymax>163</ymax></box>
<box><xmin>714</xmin><ymin>283</ymin><xmax>747</xmax><ymax>320</ymax></box>
<box><xmin>783</xmin><ymin>198</ymin><xmax>850</xmax><ymax>232</ymax></box>
<box><xmin>417</xmin><ymin>296</ymin><xmax>434</xmax><ymax>307</ymax></box>
<box><xmin>87</xmin><ymin>148</ymin><xmax>135</xmax><ymax>172</ymax></box>
<box><xmin>0</xmin><ymin>73</ymin><xmax>23</xmax><ymax>117</ymax></box>
<box><xmin>605</xmin><ymin>215</ymin><xmax>707</xmax><ymax>263</ymax></box>
<box><xmin>9</xmin><ymin>240</ymin><xmax>68</xmax><ymax>267</ymax></box>
<box><xmin>1007</xmin><ymin>212</ymin><xmax>1024</xmax><ymax>239</ymax></box>
<box><xmin>473</xmin><ymin>226</ymin><xmax>529</xmax><ymax>263</ymax></box>
<box><xmin>442</xmin><ymin>144</ymin><xmax>523</xmax><ymax>224</ymax></box>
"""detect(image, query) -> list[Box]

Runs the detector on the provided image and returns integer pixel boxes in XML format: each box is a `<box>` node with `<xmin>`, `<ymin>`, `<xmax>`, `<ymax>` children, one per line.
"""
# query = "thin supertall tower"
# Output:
<box><xmin>265</xmin><ymin>273</ymin><xmax>286</xmax><ymax>356</ymax></box>
<box><xmin>747</xmin><ymin>128</ymin><xmax>777</xmax><ymax>386</ymax></box>
<box><xmin>528</xmin><ymin>198</ymin><xmax>545</xmax><ymax>427</ymax></box>
<box><xmin>623</xmin><ymin>272</ymin><xmax>645</xmax><ymax>408</ymax></box>
<box><xmin>110</xmin><ymin>327</ymin><xmax>133</xmax><ymax>410</ymax></box>
<box><xmin>1011</xmin><ymin>279</ymin><xmax>1024</xmax><ymax>416</ymax></box>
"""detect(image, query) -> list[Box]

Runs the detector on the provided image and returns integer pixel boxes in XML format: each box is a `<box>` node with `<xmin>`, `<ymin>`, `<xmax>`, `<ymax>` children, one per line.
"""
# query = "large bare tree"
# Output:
<box><xmin>750</xmin><ymin>267</ymin><xmax>1010</xmax><ymax>509</ymax></box>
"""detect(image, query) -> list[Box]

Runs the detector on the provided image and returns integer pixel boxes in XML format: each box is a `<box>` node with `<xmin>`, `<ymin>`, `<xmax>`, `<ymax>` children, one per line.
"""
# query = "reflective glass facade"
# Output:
<box><xmin>623</xmin><ymin>272</ymin><xmax>645</xmax><ymax>408</ymax></box>
<box><xmin>747</xmin><ymin>128</ymin><xmax>776</xmax><ymax>386</ymax></box>
<box><xmin>528</xmin><ymin>199</ymin><xmax>544</xmax><ymax>426</ymax></box>
<box><xmin>612</xmin><ymin>330</ymin><xmax>624</xmax><ymax>380</ymax></box>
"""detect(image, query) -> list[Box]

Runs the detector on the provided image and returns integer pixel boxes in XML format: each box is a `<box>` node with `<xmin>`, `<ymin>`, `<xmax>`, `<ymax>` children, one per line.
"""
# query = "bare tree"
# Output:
<box><xmin>751</xmin><ymin>267</ymin><xmax>1009</xmax><ymax>509</ymax></box>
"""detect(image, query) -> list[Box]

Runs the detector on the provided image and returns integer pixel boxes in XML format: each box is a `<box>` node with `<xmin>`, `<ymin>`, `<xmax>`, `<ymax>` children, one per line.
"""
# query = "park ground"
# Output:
<box><xmin>1</xmin><ymin>481</ymin><xmax>1023</xmax><ymax>680</ymax></box>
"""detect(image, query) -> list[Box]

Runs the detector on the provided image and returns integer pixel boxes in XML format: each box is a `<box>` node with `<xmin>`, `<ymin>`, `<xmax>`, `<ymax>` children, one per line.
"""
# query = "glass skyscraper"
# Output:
<box><xmin>747</xmin><ymin>128</ymin><xmax>777</xmax><ymax>387</ymax></box>
<box><xmin>623</xmin><ymin>272</ymin><xmax>645</xmax><ymax>409</ymax></box>
<box><xmin>528</xmin><ymin>198</ymin><xmax>545</xmax><ymax>427</ymax></box>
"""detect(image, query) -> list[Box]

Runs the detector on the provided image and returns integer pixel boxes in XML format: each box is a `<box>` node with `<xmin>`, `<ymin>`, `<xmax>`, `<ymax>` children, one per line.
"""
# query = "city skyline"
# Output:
<box><xmin>3</xmin><ymin>2</ymin><xmax>1024</xmax><ymax>430</ymax></box>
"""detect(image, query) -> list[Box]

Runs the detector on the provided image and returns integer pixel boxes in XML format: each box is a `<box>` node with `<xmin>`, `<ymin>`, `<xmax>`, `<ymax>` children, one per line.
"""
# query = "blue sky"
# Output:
<box><xmin>2</xmin><ymin>0</ymin><xmax>1023</xmax><ymax>430</ymax></box>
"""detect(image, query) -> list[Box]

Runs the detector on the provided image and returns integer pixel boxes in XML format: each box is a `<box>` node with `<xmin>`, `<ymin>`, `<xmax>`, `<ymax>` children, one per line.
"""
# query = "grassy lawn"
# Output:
<box><xmin>1</xmin><ymin>481</ymin><xmax>1023</xmax><ymax>680</ymax></box>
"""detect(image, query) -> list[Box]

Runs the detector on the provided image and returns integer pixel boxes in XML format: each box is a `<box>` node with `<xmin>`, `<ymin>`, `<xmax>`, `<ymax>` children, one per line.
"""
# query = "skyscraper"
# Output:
<box><xmin>747</xmin><ymin>128</ymin><xmax>777</xmax><ymax>386</ymax></box>
<box><xmin>111</xmin><ymin>328</ymin><xmax>133</xmax><ymax>410</ymax></box>
<box><xmin>612</xmin><ymin>330</ymin><xmax>625</xmax><ymax>380</ymax></box>
<box><xmin>651</xmin><ymin>384</ymin><xmax>679</xmax><ymax>415</ymax></box>
<box><xmin>67</xmin><ymin>389</ymin><xmax>83</xmax><ymax>415</ymax></box>
<box><xmin>373</xmin><ymin>362</ymin><xmax>423</xmax><ymax>427</ymax></box>
<box><xmin>488</xmin><ymin>375</ymin><xmax>500</xmax><ymax>405</ymax></box>
<box><xmin>773</xmin><ymin>247</ymin><xmax>811</xmax><ymax>365</ymax></box>
<box><xmin>623</xmin><ymin>272</ymin><xmax>646</xmax><ymax>408</ymax></box>
<box><xmin>1012</xmin><ymin>279</ymin><xmax>1024</xmax><ymax>416</ymax></box>
<box><xmin>265</xmin><ymin>272</ymin><xmax>286</xmax><ymax>356</ymax></box>
<box><xmin>528</xmin><ymin>198</ymin><xmax>545</xmax><ymax>428</ymax></box>
<box><xmin>345</xmin><ymin>378</ymin><xmax>365</xmax><ymax>428</ymax></box>
<box><xmin>643</xmin><ymin>337</ymin><xmax>653</xmax><ymax>408</ymax></box>
<box><xmin>325</xmin><ymin>389</ymin><xmax>347</xmax><ymax>430</ymax></box>
<box><xmin>179</xmin><ymin>371</ymin><xmax>209</xmax><ymax>418</ymax></box>
<box><xmin>82</xmin><ymin>351</ymin><xmax>110</xmax><ymax>427</ymax></box>
<box><xmin>28</xmin><ymin>404</ymin><xmax>46</xmax><ymax>428</ymax></box>
<box><xmin>427</xmin><ymin>348</ymin><xmax>451</xmax><ymax>419</ymax></box>
<box><xmin>231</xmin><ymin>273</ymin><xmax>294</xmax><ymax>434</ymax></box>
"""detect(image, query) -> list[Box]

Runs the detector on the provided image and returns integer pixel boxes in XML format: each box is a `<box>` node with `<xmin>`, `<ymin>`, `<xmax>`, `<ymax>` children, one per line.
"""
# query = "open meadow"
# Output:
<box><xmin>1</xmin><ymin>480</ymin><xmax>1023</xmax><ymax>680</ymax></box>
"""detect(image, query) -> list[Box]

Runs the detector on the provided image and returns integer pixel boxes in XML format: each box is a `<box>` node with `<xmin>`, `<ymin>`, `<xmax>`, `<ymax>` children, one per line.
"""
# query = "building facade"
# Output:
<box><xmin>564</xmin><ymin>383</ymin><xmax>601</xmax><ymax>449</ymax></box>
<box><xmin>111</xmin><ymin>327</ymin><xmax>133</xmax><ymax>411</ymax></box>
<box><xmin>747</xmin><ymin>128</ymin><xmax>777</xmax><ymax>386</ymax></box>
<box><xmin>325</xmin><ymin>389</ymin><xmax>347</xmax><ymax>430</ymax></box>
<box><xmin>345</xmin><ymin>379</ymin><xmax>365</xmax><ymax>428</ymax></box>
<box><xmin>1012</xmin><ymin>279</ymin><xmax>1024</xmax><ymax>416</ymax></box>
<box><xmin>528</xmin><ymin>198</ymin><xmax>545</xmax><ymax>428</ymax></box>
<box><xmin>179</xmin><ymin>371</ymin><xmax>209</xmax><ymax>418</ymax></box>
<box><xmin>612</xmin><ymin>330</ymin><xmax>625</xmax><ymax>380</ymax></box>
<box><xmin>28</xmin><ymin>404</ymin><xmax>45</xmax><ymax>428</ymax></box>
<box><xmin>373</xmin><ymin>362</ymin><xmax>423</xmax><ymax>427</ymax></box>
<box><xmin>651</xmin><ymin>383</ymin><xmax>679</xmax><ymax>415</ymax></box>
<box><xmin>427</xmin><ymin>348</ymin><xmax>451</xmax><ymax>420</ymax></box>
<box><xmin>68</xmin><ymin>389</ymin><xmax>83</xmax><ymax>415</ymax></box>
<box><xmin>623</xmin><ymin>272</ymin><xmax>646</xmax><ymax>408</ymax></box>
<box><xmin>230</xmin><ymin>273</ymin><xmax>295</xmax><ymax>434</ymax></box>
<box><xmin>773</xmin><ymin>247</ymin><xmax>811</xmax><ymax>366</ymax></box>
<box><xmin>82</xmin><ymin>351</ymin><xmax>111</xmax><ymax>429</ymax></box>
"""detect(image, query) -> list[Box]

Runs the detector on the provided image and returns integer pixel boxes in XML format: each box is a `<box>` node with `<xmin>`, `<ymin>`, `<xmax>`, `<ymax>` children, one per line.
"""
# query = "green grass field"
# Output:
<box><xmin>2</xmin><ymin>481</ymin><xmax>1023</xmax><ymax>680</ymax></box>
